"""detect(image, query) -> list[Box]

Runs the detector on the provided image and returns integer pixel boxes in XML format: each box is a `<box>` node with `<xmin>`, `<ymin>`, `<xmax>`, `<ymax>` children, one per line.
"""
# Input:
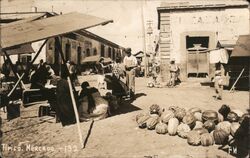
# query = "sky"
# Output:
<box><xmin>0</xmin><ymin>0</ymin><xmax>162</xmax><ymax>53</ymax></box>
<box><xmin>31</xmin><ymin>0</ymin><xmax>161</xmax><ymax>53</ymax></box>
<box><xmin>1</xmin><ymin>0</ymin><xmax>247</xmax><ymax>53</ymax></box>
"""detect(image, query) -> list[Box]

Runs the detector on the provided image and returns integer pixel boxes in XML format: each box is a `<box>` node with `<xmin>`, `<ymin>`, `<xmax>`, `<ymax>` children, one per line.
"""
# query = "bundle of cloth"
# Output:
<box><xmin>77</xmin><ymin>82</ymin><xmax>109</xmax><ymax>122</ymax></box>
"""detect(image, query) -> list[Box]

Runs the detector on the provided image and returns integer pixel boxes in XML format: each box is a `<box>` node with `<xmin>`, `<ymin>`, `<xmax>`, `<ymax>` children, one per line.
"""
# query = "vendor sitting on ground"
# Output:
<box><xmin>78</xmin><ymin>81</ymin><xmax>109</xmax><ymax>122</ymax></box>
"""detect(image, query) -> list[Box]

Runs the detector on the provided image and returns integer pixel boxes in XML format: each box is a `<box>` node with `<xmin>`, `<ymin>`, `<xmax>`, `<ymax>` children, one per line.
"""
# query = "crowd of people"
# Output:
<box><xmin>0</xmin><ymin>47</ymin><xmax>227</xmax><ymax>126</ymax></box>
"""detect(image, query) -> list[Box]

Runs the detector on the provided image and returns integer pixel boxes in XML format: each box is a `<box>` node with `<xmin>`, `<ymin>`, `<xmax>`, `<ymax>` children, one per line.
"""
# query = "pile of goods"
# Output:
<box><xmin>135</xmin><ymin>104</ymin><xmax>249</xmax><ymax>147</ymax></box>
<box><xmin>147</xmin><ymin>81</ymin><xmax>163</xmax><ymax>88</ymax></box>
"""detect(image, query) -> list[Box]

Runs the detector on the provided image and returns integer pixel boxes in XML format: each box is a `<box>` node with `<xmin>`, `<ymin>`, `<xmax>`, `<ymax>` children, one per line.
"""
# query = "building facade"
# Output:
<box><xmin>46</xmin><ymin>30</ymin><xmax>124</xmax><ymax>73</ymax></box>
<box><xmin>157</xmin><ymin>1</ymin><xmax>249</xmax><ymax>82</ymax></box>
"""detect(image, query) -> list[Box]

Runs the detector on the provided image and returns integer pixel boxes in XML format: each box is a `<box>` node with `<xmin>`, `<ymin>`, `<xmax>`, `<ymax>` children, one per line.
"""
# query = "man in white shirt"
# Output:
<box><xmin>123</xmin><ymin>48</ymin><xmax>138</xmax><ymax>99</ymax></box>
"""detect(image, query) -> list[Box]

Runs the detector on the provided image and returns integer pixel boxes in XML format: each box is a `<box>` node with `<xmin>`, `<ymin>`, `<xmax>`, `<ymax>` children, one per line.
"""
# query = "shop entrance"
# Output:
<box><xmin>186</xmin><ymin>36</ymin><xmax>209</xmax><ymax>77</ymax></box>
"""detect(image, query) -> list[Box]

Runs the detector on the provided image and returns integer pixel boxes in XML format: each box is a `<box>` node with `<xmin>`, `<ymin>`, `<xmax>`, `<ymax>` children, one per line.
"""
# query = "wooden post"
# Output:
<box><xmin>31</xmin><ymin>39</ymin><xmax>48</xmax><ymax>64</ymax></box>
<box><xmin>55</xmin><ymin>37</ymin><xmax>83</xmax><ymax>149</ymax></box>
<box><xmin>67</xmin><ymin>76</ymin><xmax>84</xmax><ymax>149</ymax></box>
<box><xmin>3</xmin><ymin>51</ymin><xmax>26</xmax><ymax>89</ymax></box>
<box><xmin>23</xmin><ymin>39</ymin><xmax>48</xmax><ymax>77</ymax></box>
<box><xmin>7</xmin><ymin>73</ymin><xmax>25</xmax><ymax>97</ymax></box>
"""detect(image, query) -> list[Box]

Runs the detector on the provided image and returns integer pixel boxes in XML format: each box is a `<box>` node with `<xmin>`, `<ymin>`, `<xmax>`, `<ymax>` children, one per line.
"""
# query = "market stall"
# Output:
<box><xmin>0</xmin><ymin>12</ymin><xmax>113</xmax><ymax>148</ymax></box>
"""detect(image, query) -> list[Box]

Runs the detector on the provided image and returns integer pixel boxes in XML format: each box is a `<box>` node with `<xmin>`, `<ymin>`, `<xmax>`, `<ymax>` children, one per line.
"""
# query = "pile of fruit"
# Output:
<box><xmin>136</xmin><ymin>104</ymin><xmax>249</xmax><ymax>146</ymax></box>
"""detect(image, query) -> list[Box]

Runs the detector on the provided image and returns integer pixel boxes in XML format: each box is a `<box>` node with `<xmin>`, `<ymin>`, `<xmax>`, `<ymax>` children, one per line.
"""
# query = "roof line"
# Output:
<box><xmin>75</xmin><ymin>30</ymin><xmax>124</xmax><ymax>49</ymax></box>
<box><xmin>157</xmin><ymin>3</ymin><xmax>249</xmax><ymax>11</ymax></box>
<box><xmin>0</xmin><ymin>11</ymin><xmax>57</xmax><ymax>15</ymax></box>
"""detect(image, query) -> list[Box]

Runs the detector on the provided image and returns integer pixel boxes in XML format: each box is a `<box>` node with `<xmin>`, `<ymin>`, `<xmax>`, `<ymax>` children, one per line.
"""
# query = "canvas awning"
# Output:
<box><xmin>82</xmin><ymin>56</ymin><xmax>112</xmax><ymax>64</ymax></box>
<box><xmin>2</xmin><ymin>13</ymin><xmax>53</xmax><ymax>27</ymax></box>
<box><xmin>231</xmin><ymin>35</ymin><xmax>250</xmax><ymax>57</ymax></box>
<box><xmin>0</xmin><ymin>12</ymin><xmax>113</xmax><ymax>49</ymax></box>
<box><xmin>217</xmin><ymin>40</ymin><xmax>236</xmax><ymax>51</ymax></box>
<box><xmin>0</xmin><ymin>43</ymin><xmax>34</xmax><ymax>56</ymax></box>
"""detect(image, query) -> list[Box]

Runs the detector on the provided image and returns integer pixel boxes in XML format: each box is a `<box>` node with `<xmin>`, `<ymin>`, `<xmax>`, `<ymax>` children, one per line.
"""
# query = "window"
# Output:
<box><xmin>93</xmin><ymin>48</ymin><xmax>97</xmax><ymax>55</ymax></box>
<box><xmin>186</xmin><ymin>36</ymin><xmax>209</xmax><ymax>49</ymax></box>
<box><xmin>101</xmin><ymin>44</ymin><xmax>105</xmax><ymax>57</ymax></box>
<box><xmin>20</xmin><ymin>54</ymin><xmax>32</xmax><ymax>64</ymax></box>
<box><xmin>65</xmin><ymin>43</ymin><xmax>71</xmax><ymax>61</ymax></box>
<box><xmin>108</xmin><ymin>47</ymin><xmax>112</xmax><ymax>58</ymax></box>
<box><xmin>77</xmin><ymin>46</ymin><xmax>82</xmax><ymax>64</ymax></box>
<box><xmin>86</xmin><ymin>48</ymin><xmax>90</xmax><ymax>57</ymax></box>
<box><xmin>112</xmin><ymin>48</ymin><xmax>116</xmax><ymax>60</ymax></box>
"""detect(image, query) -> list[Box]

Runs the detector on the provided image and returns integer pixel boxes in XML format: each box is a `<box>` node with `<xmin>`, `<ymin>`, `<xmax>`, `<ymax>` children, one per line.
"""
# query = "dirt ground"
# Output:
<box><xmin>1</xmin><ymin>76</ymin><xmax>249</xmax><ymax>158</ymax></box>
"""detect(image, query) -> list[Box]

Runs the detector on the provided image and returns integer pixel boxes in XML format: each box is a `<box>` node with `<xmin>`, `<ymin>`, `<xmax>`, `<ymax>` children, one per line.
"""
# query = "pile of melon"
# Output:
<box><xmin>136</xmin><ymin>104</ymin><xmax>249</xmax><ymax>146</ymax></box>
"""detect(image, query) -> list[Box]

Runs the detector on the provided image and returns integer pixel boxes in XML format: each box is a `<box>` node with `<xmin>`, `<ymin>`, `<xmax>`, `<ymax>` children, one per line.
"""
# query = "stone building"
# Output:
<box><xmin>157</xmin><ymin>0</ymin><xmax>249</xmax><ymax>82</ymax></box>
<box><xmin>46</xmin><ymin>30</ymin><xmax>124</xmax><ymax>64</ymax></box>
<box><xmin>46</xmin><ymin>30</ymin><xmax>124</xmax><ymax>73</ymax></box>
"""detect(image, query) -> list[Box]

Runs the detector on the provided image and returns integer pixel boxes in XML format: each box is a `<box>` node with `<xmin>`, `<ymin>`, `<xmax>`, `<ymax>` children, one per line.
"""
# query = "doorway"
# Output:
<box><xmin>77</xmin><ymin>46</ymin><xmax>82</xmax><ymax>65</ymax></box>
<box><xmin>101</xmin><ymin>44</ymin><xmax>105</xmax><ymax>57</ymax></box>
<box><xmin>186</xmin><ymin>36</ymin><xmax>209</xmax><ymax>77</ymax></box>
<box><xmin>65</xmin><ymin>43</ymin><xmax>71</xmax><ymax>62</ymax></box>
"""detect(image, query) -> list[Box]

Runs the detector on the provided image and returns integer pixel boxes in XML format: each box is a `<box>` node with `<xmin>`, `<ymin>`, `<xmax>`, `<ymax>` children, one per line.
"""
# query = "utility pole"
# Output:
<box><xmin>146</xmin><ymin>20</ymin><xmax>153</xmax><ymax>60</ymax></box>
<box><xmin>141</xmin><ymin>0</ymin><xmax>147</xmax><ymax>77</ymax></box>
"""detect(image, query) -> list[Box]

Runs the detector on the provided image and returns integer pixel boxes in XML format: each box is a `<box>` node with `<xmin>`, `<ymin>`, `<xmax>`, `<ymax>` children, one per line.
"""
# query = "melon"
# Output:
<box><xmin>200</xmin><ymin>133</ymin><xmax>214</xmax><ymax>146</ymax></box>
<box><xmin>161</xmin><ymin>110</ymin><xmax>175</xmax><ymax>124</ymax></box>
<box><xmin>218</xmin><ymin>113</ymin><xmax>224</xmax><ymax>123</ymax></box>
<box><xmin>227</xmin><ymin>112</ymin><xmax>239</xmax><ymax>122</ymax></box>
<box><xmin>136</xmin><ymin>113</ymin><xmax>146</xmax><ymax>123</ymax></box>
<box><xmin>216</xmin><ymin>121</ymin><xmax>231</xmax><ymax>135</ymax></box>
<box><xmin>168</xmin><ymin>118</ymin><xmax>179</xmax><ymax>136</ymax></box>
<box><xmin>146</xmin><ymin>115</ymin><xmax>159</xmax><ymax>130</ymax></box>
<box><xmin>213</xmin><ymin>129</ymin><xmax>229</xmax><ymax>145</ymax></box>
<box><xmin>202</xmin><ymin>110</ymin><xmax>218</xmax><ymax>123</ymax></box>
<box><xmin>231</xmin><ymin>109</ymin><xmax>244</xmax><ymax>118</ymax></box>
<box><xmin>174</xmin><ymin>108</ymin><xmax>186</xmax><ymax>121</ymax></box>
<box><xmin>155</xmin><ymin>122</ymin><xmax>168</xmax><ymax>134</ymax></box>
<box><xmin>177</xmin><ymin>123</ymin><xmax>191</xmax><ymax>139</ymax></box>
<box><xmin>203</xmin><ymin>120</ymin><xmax>216</xmax><ymax>132</ymax></box>
<box><xmin>218</xmin><ymin>104</ymin><xmax>231</xmax><ymax>120</ymax></box>
<box><xmin>182</xmin><ymin>113</ymin><xmax>196</xmax><ymax>129</ymax></box>
<box><xmin>193</xmin><ymin>121</ymin><xmax>204</xmax><ymax>129</ymax></box>
<box><xmin>187</xmin><ymin>131</ymin><xmax>201</xmax><ymax>146</ymax></box>
<box><xmin>149</xmin><ymin>104</ymin><xmax>161</xmax><ymax>115</ymax></box>
<box><xmin>230</xmin><ymin>122</ymin><xmax>240</xmax><ymax>137</ymax></box>
<box><xmin>194</xmin><ymin>112</ymin><xmax>202</xmax><ymax>122</ymax></box>
<box><xmin>137</xmin><ymin>114</ymin><xmax>151</xmax><ymax>128</ymax></box>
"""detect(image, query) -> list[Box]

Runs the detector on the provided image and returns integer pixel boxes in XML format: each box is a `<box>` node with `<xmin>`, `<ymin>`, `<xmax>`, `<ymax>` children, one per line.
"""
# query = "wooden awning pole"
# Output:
<box><xmin>31</xmin><ymin>39</ymin><xmax>48</xmax><ymax>64</ymax></box>
<box><xmin>3</xmin><ymin>51</ymin><xmax>26</xmax><ymax>90</ymax></box>
<box><xmin>229</xmin><ymin>68</ymin><xmax>245</xmax><ymax>93</ymax></box>
<box><xmin>7</xmin><ymin>73</ymin><xmax>25</xmax><ymax>97</ymax></box>
<box><xmin>23</xmin><ymin>39</ymin><xmax>48</xmax><ymax>78</ymax></box>
<box><xmin>55</xmin><ymin>37</ymin><xmax>84</xmax><ymax>149</ymax></box>
<box><xmin>67</xmin><ymin>76</ymin><xmax>84</xmax><ymax>149</ymax></box>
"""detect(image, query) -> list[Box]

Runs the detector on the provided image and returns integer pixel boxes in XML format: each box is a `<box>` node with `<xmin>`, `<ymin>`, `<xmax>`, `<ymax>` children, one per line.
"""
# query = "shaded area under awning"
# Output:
<box><xmin>82</xmin><ymin>56</ymin><xmax>112</xmax><ymax>64</ymax></box>
<box><xmin>0</xmin><ymin>44</ymin><xmax>34</xmax><ymax>56</ymax></box>
<box><xmin>231</xmin><ymin>35</ymin><xmax>250</xmax><ymax>57</ymax></box>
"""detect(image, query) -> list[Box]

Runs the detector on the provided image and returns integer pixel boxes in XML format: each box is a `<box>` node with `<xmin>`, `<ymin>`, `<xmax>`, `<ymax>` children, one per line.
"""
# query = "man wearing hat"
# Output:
<box><xmin>168</xmin><ymin>58</ymin><xmax>179</xmax><ymax>87</ymax></box>
<box><xmin>123</xmin><ymin>48</ymin><xmax>138</xmax><ymax>99</ymax></box>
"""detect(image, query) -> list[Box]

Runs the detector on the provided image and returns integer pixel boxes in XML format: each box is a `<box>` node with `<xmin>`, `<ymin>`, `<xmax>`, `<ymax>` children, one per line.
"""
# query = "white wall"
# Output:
<box><xmin>169</xmin><ymin>8</ymin><xmax>249</xmax><ymax>63</ymax></box>
<box><xmin>31</xmin><ymin>40</ymin><xmax>46</xmax><ymax>64</ymax></box>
